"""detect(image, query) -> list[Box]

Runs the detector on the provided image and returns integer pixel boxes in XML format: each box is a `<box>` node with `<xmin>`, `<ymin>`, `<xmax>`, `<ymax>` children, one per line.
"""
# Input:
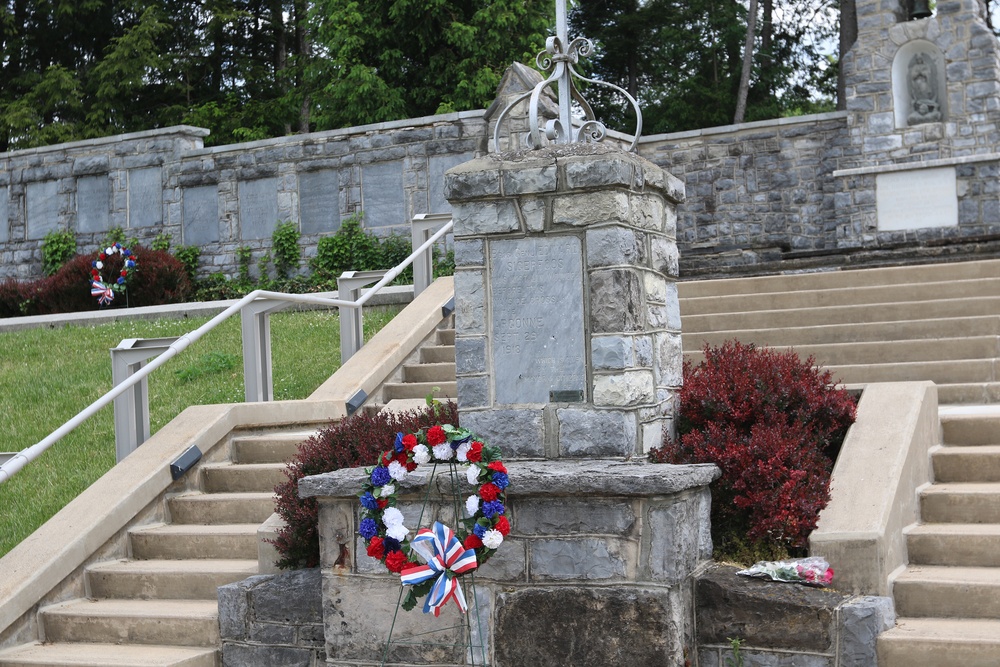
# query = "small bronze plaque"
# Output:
<box><xmin>550</xmin><ymin>389</ymin><xmax>584</xmax><ymax>403</ymax></box>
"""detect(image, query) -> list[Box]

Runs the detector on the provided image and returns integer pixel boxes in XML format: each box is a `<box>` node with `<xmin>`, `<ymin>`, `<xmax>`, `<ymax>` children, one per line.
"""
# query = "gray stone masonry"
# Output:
<box><xmin>218</xmin><ymin>568</ymin><xmax>326</xmax><ymax>667</ymax></box>
<box><xmin>445</xmin><ymin>143</ymin><xmax>684</xmax><ymax>459</ymax></box>
<box><xmin>696</xmin><ymin>565</ymin><xmax>896</xmax><ymax>667</ymax></box>
<box><xmin>299</xmin><ymin>458</ymin><xmax>720</xmax><ymax>666</ymax></box>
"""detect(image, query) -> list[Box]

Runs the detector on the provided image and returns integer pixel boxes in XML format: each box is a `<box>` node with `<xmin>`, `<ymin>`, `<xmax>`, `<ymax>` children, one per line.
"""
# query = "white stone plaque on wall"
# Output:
<box><xmin>490</xmin><ymin>236</ymin><xmax>586</xmax><ymax>404</ymax></box>
<box><xmin>361</xmin><ymin>161</ymin><xmax>404</xmax><ymax>228</ymax></box>
<box><xmin>876</xmin><ymin>167</ymin><xmax>958</xmax><ymax>232</ymax></box>
<box><xmin>128</xmin><ymin>167</ymin><xmax>163</xmax><ymax>228</ymax></box>
<box><xmin>26</xmin><ymin>181</ymin><xmax>60</xmax><ymax>240</ymax></box>
<box><xmin>77</xmin><ymin>175</ymin><xmax>111</xmax><ymax>234</ymax></box>
<box><xmin>0</xmin><ymin>187</ymin><xmax>8</xmax><ymax>244</ymax></box>
<box><xmin>240</xmin><ymin>178</ymin><xmax>280</xmax><ymax>240</ymax></box>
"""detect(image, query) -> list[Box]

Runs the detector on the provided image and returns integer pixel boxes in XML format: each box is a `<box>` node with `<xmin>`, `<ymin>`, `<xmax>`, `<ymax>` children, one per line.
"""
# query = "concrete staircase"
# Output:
<box><xmin>678</xmin><ymin>259</ymin><xmax>1000</xmax><ymax>404</ymax></box>
<box><xmin>374</xmin><ymin>319</ymin><xmax>457</xmax><ymax>406</ymax></box>
<box><xmin>876</xmin><ymin>411</ymin><xmax>1000</xmax><ymax>666</ymax></box>
<box><xmin>0</xmin><ymin>428</ymin><xmax>310</xmax><ymax>667</ymax></box>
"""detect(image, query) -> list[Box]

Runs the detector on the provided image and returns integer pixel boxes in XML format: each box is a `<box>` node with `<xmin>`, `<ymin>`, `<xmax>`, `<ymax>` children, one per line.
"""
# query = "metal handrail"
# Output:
<box><xmin>0</xmin><ymin>217</ymin><xmax>454</xmax><ymax>485</ymax></box>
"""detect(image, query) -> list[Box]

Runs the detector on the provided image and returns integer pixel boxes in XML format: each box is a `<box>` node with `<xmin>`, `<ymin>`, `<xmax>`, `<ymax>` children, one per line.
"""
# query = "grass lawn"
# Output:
<box><xmin>0</xmin><ymin>305</ymin><xmax>401</xmax><ymax>558</ymax></box>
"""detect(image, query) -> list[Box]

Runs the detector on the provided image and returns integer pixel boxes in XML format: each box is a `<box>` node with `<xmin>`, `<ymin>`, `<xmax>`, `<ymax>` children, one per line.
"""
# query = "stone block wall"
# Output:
<box><xmin>446</xmin><ymin>144</ymin><xmax>684</xmax><ymax>459</ymax></box>
<box><xmin>298</xmin><ymin>459</ymin><xmax>720</xmax><ymax>666</ymax></box>
<box><xmin>218</xmin><ymin>568</ymin><xmax>326</xmax><ymax>667</ymax></box>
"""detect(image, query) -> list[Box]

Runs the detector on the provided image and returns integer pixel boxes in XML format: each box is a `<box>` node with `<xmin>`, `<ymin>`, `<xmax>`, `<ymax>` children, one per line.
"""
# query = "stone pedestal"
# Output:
<box><xmin>445</xmin><ymin>143</ymin><xmax>685</xmax><ymax>459</ymax></box>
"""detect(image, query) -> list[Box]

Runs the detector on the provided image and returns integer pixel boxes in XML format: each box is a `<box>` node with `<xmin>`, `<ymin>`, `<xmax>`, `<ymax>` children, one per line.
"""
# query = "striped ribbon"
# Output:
<box><xmin>399</xmin><ymin>522</ymin><xmax>478</xmax><ymax>616</ymax></box>
<box><xmin>90</xmin><ymin>280</ymin><xmax>114</xmax><ymax>306</ymax></box>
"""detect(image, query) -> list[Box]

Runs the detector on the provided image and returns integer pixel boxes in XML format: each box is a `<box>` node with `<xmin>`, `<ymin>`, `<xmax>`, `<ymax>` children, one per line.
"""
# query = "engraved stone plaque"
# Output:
<box><xmin>26</xmin><ymin>181</ymin><xmax>60</xmax><ymax>240</ymax></box>
<box><xmin>429</xmin><ymin>154</ymin><xmax>471</xmax><ymax>213</ymax></box>
<box><xmin>491</xmin><ymin>236</ymin><xmax>586</xmax><ymax>404</ymax></box>
<box><xmin>240</xmin><ymin>177</ymin><xmax>279</xmax><ymax>240</ymax></box>
<box><xmin>76</xmin><ymin>175</ymin><xmax>110</xmax><ymax>234</ymax></box>
<box><xmin>0</xmin><ymin>187</ymin><xmax>10</xmax><ymax>243</ymax></box>
<box><xmin>361</xmin><ymin>161</ymin><xmax>404</xmax><ymax>227</ymax></box>
<box><xmin>876</xmin><ymin>167</ymin><xmax>957</xmax><ymax>231</ymax></box>
<box><xmin>182</xmin><ymin>185</ymin><xmax>220</xmax><ymax>245</ymax></box>
<box><xmin>299</xmin><ymin>169</ymin><xmax>341</xmax><ymax>235</ymax></box>
<box><xmin>128</xmin><ymin>167</ymin><xmax>162</xmax><ymax>228</ymax></box>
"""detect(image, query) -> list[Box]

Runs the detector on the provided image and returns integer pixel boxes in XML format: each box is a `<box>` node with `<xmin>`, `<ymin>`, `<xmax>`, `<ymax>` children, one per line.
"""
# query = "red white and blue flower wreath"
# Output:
<box><xmin>358</xmin><ymin>423</ymin><xmax>510</xmax><ymax>615</ymax></box>
<box><xmin>90</xmin><ymin>242</ymin><xmax>138</xmax><ymax>306</ymax></box>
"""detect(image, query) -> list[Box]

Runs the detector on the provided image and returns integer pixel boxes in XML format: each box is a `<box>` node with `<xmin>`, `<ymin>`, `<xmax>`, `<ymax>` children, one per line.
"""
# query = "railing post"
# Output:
<box><xmin>337</xmin><ymin>270</ymin><xmax>389</xmax><ymax>364</ymax></box>
<box><xmin>241</xmin><ymin>297</ymin><xmax>294</xmax><ymax>402</ymax></box>
<box><xmin>110</xmin><ymin>337</ymin><xmax>179</xmax><ymax>462</ymax></box>
<box><xmin>411</xmin><ymin>213</ymin><xmax>452</xmax><ymax>298</ymax></box>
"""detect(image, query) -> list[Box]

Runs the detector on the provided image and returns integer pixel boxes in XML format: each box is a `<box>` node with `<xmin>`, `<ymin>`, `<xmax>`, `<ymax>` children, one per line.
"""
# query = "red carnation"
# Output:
<box><xmin>495</xmin><ymin>516</ymin><xmax>511</xmax><ymax>536</ymax></box>
<box><xmin>463</xmin><ymin>534</ymin><xmax>483</xmax><ymax>549</ymax></box>
<box><xmin>385</xmin><ymin>551</ymin><xmax>409</xmax><ymax>573</ymax></box>
<box><xmin>427</xmin><ymin>425</ymin><xmax>446</xmax><ymax>446</ymax></box>
<box><xmin>366</xmin><ymin>536</ymin><xmax>385</xmax><ymax>560</ymax></box>
<box><xmin>406</xmin><ymin>461</ymin><xmax>418</xmax><ymax>472</ymax></box>
<box><xmin>377</xmin><ymin>498</ymin><xmax>389</xmax><ymax>509</ymax></box>
<box><xmin>381</xmin><ymin>450</ymin><xmax>393</xmax><ymax>466</ymax></box>
<box><xmin>487</xmin><ymin>461</ymin><xmax>507</xmax><ymax>474</ymax></box>
<box><xmin>402</xmin><ymin>434</ymin><xmax>418</xmax><ymax>451</ymax></box>
<box><xmin>394</xmin><ymin>451</ymin><xmax>408</xmax><ymax>466</ymax></box>
<box><xmin>467</xmin><ymin>442</ymin><xmax>483</xmax><ymax>462</ymax></box>
<box><xmin>479</xmin><ymin>483</ymin><xmax>501</xmax><ymax>502</ymax></box>
<box><xmin>120</xmin><ymin>269</ymin><xmax>128</xmax><ymax>277</ymax></box>
<box><xmin>99</xmin><ymin>253</ymin><xmax>106</xmax><ymax>260</ymax></box>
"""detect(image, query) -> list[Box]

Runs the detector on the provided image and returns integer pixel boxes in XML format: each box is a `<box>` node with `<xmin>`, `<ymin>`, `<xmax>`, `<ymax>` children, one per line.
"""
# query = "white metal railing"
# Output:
<box><xmin>0</xmin><ymin>215</ymin><xmax>453</xmax><ymax>485</ymax></box>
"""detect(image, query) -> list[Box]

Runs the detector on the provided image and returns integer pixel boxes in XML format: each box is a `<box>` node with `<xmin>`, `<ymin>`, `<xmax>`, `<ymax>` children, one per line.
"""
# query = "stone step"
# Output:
<box><xmin>683</xmin><ymin>314</ymin><xmax>1000</xmax><ymax>349</ymax></box>
<box><xmin>678</xmin><ymin>259</ymin><xmax>1000</xmax><ymax>298</ymax></box>
<box><xmin>0</xmin><ymin>642</ymin><xmax>218</xmax><ymax>667</ymax></box>
<box><xmin>933</xmin><ymin>445</ymin><xmax>1000</xmax><ymax>483</ymax></box>
<box><xmin>681</xmin><ymin>277</ymin><xmax>1000</xmax><ymax>316</ymax></box>
<box><xmin>168</xmin><ymin>491</ymin><xmax>275</xmax><ymax>524</ymax></box>
<box><xmin>380</xmin><ymin>398</ymin><xmax>434</xmax><ymax>415</ymax></box>
<box><xmin>40</xmin><ymin>598</ymin><xmax>218</xmax><ymax>647</ymax></box>
<box><xmin>687</xmin><ymin>336</ymin><xmax>999</xmax><ymax>367</ymax></box>
<box><xmin>893</xmin><ymin>565</ymin><xmax>1000</xmax><ymax>618</ymax></box>
<box><xmin>822</xmin><ymin>358</ymin><xmax>998</xmax><ymax>385</ymax></box>
<box><xmin>403</xmin><ymin>362</ymin><xmax>457</xmax><ymax>383</ymax></box>
<box><xmin>920</xmin><ymin>483</ymin><xmax>1000</xmax><ymax>523</ymax></box>
<box><xmin>937</xmin><ymin>383</ymin><xmax>1000</xmax><ymax>405</ymax></box>
<box><xmin>382</xmin><ymin>380</ymin><xmax>457</xmax><ymax>401</ymax></box>
<box><xmin>681</xmin><ymin>295</ymin><xmax>1000</xmax><ymax>332</ymax></box>
<box><xmin>877</xmin><ymin>617</ymin><xmax>1000</xmax><ymax>667</ymax></box>
<box><xmin>129</xmin><ymin>523</ymin><xmax>258</xmax><ymax>560</ymax></box>
<box><xmin>420</xmin><ymin>344</ymin><xmax>455</xmax><ymax>363</ymax></box>
<box><xmin>200</xmin><ymin>462</ymin><xmax>286</xmax><ymax>494</ymax></box>
<box><xmin>942</xmin><ymin>414</ymin><xmax>1000</xmax><ymax>446</ymax></box>
<box><xmin>230</xmin><ymin>431</ymin><xmax>315</xmax><ymax>464</ymax></box>
<box><xmin>86</xmin><ymin>558</ymin><xmax>258</xmax><ymax>600</ymax></box>
<box><xmin>436</xmin><ymin>328</ymin><xmax>455</xmax><ymax>345</ymax></box>
<box><xmin>906</xmin><ymin>524</ymin><xmax>1000</xmax><ymax>568</ymax></box>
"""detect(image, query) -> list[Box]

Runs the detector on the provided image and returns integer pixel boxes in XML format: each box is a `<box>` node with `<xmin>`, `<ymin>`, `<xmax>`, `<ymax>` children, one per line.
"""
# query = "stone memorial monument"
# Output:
<box><xmin>299</xmin><ymin>2</ymin><xmax>719</xmax><ymax>664</ymax></box>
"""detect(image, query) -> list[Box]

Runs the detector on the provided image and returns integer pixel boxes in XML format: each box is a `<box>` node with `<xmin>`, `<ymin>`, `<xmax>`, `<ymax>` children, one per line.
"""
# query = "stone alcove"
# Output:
<box><xmin>892</xmin><ymin>39</ymin><xmax>947</xmax><ymax>129</ymax></box>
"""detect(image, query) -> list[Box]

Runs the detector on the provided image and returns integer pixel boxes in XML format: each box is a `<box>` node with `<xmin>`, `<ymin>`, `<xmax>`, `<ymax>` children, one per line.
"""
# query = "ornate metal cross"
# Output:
<box><xmin>492</xmin><ymin>0</ymin><xmax>643</xmax><ymax>152</ymax></box>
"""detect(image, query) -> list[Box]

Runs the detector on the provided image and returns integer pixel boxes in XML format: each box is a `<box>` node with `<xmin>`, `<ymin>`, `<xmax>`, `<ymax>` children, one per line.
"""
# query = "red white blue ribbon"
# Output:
<box><xmin>399</xmin><ymin>522</ymin><xmax>478</xmax><ymax>616</ymax></box>
<box><xmin>91</xmin><ymin>280</ymin><xmax>114</xmax><ymax>306</ymax></box>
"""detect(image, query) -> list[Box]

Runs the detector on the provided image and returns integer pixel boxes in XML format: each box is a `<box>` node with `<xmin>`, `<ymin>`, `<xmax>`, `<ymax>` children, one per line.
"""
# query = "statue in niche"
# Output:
<box><xmin>907</xmin><ymin>53</ymin><xmax>942</xmax><ymax>125</ymax></box>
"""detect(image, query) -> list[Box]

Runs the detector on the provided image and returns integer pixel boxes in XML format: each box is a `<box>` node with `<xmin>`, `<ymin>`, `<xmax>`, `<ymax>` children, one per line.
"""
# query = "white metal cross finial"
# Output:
<box><xmin>492</xmin><ymin>0</ymin><xmax>643</xmax><ymax>152</ymax></box>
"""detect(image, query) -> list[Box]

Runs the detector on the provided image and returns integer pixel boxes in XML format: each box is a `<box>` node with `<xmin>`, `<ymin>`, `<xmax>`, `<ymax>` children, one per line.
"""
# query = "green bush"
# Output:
<box><xmin>41</xmin><ymin>230</ymin><xmax>76</xmax><ymax>276</ymax></box>
<box><xmin>272</xmin><ymin>221</ymin><xmax>301</xmax><ymax>279</ymax></box>
<box><xmin>173</xmin><ymin>245</ymin><xmax>201</xmax><ymax>283</ymax></box>
<box><xmin>310</xmin><ymin>214</ymin><xmax>381</xmax><ymax>280</ymax></box>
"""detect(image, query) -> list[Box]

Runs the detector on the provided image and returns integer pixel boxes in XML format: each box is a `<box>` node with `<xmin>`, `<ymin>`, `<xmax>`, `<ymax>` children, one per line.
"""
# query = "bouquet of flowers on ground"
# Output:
<box><xmin>737</xmin><ymin>556</ymin><xmax>833</xmax><ymax>587</ymax></box>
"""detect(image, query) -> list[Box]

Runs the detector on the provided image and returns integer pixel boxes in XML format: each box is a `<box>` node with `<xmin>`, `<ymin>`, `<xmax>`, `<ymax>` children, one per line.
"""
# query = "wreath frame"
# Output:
<box><xmin>357</xmin><ymin>423</ymin><xmax>510</xmax><ymax>613</ymax></box>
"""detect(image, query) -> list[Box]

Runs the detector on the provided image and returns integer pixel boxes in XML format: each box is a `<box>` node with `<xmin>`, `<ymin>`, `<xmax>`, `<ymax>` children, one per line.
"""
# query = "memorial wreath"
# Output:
<box><xmin>89</xmin><ymin>242</ymin><xmax>138</xmax><ymax>306</ymax></box>
<box><xmin>357</xmin><ymin>423</ymin><xmax>510</xmax><ymax>615</ymax></box>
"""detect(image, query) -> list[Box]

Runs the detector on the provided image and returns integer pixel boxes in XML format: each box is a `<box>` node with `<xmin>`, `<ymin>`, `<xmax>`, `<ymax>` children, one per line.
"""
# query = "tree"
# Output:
<box><xmin>734</xmin><ymin>0</ymin><xmax>759</xmax><ymax>124</ymax></box>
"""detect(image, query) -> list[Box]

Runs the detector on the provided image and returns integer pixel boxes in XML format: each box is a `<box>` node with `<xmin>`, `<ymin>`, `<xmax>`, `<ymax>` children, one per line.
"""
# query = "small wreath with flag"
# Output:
<box><xmin>90</xmin><ymin>242</ymin><xmax>138</xmax><ymax>306</ymax></box>
<box><xmin>357</xmin><ymin>423</ymin><xmax>510</xmax><ymax>615</ymax></box>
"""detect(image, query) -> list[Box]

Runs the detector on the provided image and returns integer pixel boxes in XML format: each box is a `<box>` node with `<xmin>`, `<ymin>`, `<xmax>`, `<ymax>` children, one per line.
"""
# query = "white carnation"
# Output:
<box><xmin>95</xmin><ymin>261</ymin><xmax>103</xmax><ymax>270</ymax></box>
<box><xmin>465</xmin><ymin>494</ymin><xmax>480</xmax><ymax>517</ymax></box>
<box><xmin>482</xmin><ymin>529</ymin><xmax>503</xmax><ymax>549</ymax></box>
<box><xmin>387</xmin><ymin>460</ymin><xmax>407</xmax><ymax>482</ymax></box>
<box><xmin>466</xmin><ymin>464</ymin><xmax>480</xmax><ymax>485</ymax></box>
<box><xmin>456</xmin><ymin>441</ymin><xmax>471</xmax><ymax>462</ymax></box>
<box><xmin>413</xmin><ymin>444</ymin><xmax>431</xmax><ymax>465</ymax></box>
<box><xmin>432</xmin><ymin>443</ymin><xmax>453</xmax><ymax>460</ymax></box>
<box><xmin>379</xmin><ymin>483</ymin><xmax>395</xmax><ymax>498</ymax></box>
<box><xmin>386</xmin><ymin>523</ymin><xmax>409</xmax><ymax>541</ymax></box>
<box><xmin>382</xmin><ymin>506</ymin><xmax>404</xmax><ymax>526</ymax></box>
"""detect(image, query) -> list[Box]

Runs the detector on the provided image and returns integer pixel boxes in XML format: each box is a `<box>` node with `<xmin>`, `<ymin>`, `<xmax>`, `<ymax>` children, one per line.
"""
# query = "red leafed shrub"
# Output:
<box><xmin>271</xmin><ymin>401</ymin><xmax>460</xmax><ymax>570</ymax></box>
<box><xmin>5</xmin><ymin>247</ymin><xmax>193</xmax><ymax>316</ymax></box>
<box><xmin>649</xmin><ymin>340</ymin><xmax>856</xmax><ymax>558</ymax></box>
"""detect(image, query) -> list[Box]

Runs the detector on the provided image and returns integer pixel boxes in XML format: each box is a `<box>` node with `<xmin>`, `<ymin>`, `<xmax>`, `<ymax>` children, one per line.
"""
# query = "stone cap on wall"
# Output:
<box><xmin>444</xmin><ymin>143</ymin><xmax>685</xmax><ymax>205</ymax></box>
<box><xmin>0</xmin><ymin>125</ymin><xmax>211</xmax><ymax>160</ymax></box>
<box><xmin>298</xmin><ymin>459</ymin><xmax>720</xmax><ymax>500</ymax></box>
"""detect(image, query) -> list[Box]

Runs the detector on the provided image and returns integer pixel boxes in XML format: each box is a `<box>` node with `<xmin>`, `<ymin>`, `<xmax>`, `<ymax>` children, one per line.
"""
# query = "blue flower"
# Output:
<box><xmin>482</xmin><ymin>501</ymin><xmax>505</xmax><ymax>518</ymax></box>
<box><xmin>370</xmin><ymin>467</ymin><xmax>391</xmax><ymax>487</ymax></box>
<box><xmin>383</xmin><ymin>537</ymin><xmax>401</xmax><ymax>552</ymax></box>
<box><xmin>491</xmin><ymin>472</ymin><xmax>509</xmax><ymax>490</ymax></box>
<box><xmin>125</xmin><ymin>259</ymin><xmax>135</xmax><ymax>268</ymax></box>
<box><xmin>451</xmin><ymin>433</ymin><xmax>470</xmax><ymax>450</ymax></box>
<box><xmin>116</xmin><ymin>277</ymin><xmax>125</xmax><ymax>284</ymax></box>
<box><xmin>360</xmin><ymin>492</ymin><xmax>378</xmax><ymax>511</ymax></box>
<box><xmin>394</xmin><ymin>432</ymin><xmax>404</xmax><ymax>453</ymax></box>
<box><xmin>359</xmin><ymin>518</ymin><xmax>378</xmax><ymax>540</ymax></box>
<box><xmin>473</xmin><ymin>524</ymin><xmax>487</xmax><ymax>538</ymax></box>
